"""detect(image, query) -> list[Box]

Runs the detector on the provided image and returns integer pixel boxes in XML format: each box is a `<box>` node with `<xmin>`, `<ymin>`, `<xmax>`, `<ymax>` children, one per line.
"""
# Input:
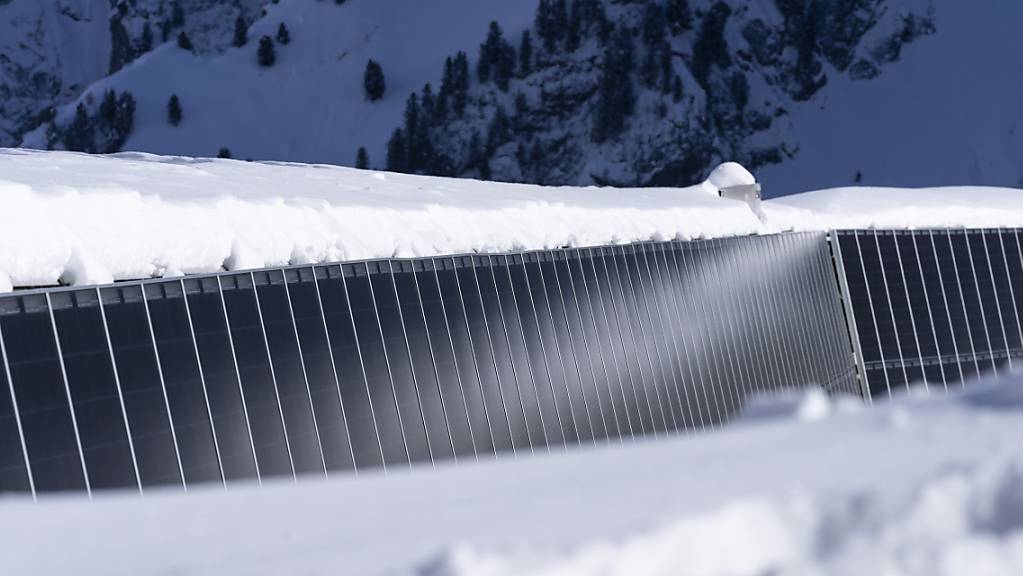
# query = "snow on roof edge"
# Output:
<box><xmin>2</xmin><ymin>149</ymin><xmax>1021</xmax><ymax>291</ymax></box>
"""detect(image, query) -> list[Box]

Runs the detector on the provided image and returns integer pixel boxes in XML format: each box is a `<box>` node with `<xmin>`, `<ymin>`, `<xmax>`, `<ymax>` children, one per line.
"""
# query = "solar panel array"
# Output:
<box><xmin>833</xmin><ymin>229</ymin><xmax>1023</xmax><ymax>399</ymax></box>
<box><xmin>0</xmin><ymin>232</ymin><xmax>855</xmax><ymax>496</ymax></box>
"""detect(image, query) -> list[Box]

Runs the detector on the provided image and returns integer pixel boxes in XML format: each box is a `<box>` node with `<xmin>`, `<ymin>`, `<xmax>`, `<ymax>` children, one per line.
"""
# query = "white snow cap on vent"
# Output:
<box><xmin>707</xmin><ymin>162</ymin><xmax>757</xmax><ymax>191</ymax></box>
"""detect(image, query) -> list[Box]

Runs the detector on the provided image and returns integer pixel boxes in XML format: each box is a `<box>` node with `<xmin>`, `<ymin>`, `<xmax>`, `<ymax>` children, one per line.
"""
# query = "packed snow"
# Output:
<box><xmin>2</xmin><ymin>373</ymin><xmax>1022</xmax><ymax>575</ymax></box>
<box><xmin>2</xmin><ymin>148</ymin><xmax>1022</xmax><ymax>290</ymax></box>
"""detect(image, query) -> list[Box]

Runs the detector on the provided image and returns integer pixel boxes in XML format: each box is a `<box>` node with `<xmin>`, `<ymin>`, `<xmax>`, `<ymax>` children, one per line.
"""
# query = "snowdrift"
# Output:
<box><xmin>2</xmin><ymin>148</ymin><xmax>1022</xmax><ymax>291</ymax></box>
<box><xmin>0</xmin><ymin>148</ymin><xmax>763</xmax><ymax>289</ymax></box>
<box><xmin>2</xmin><ymin>373</ymin><xmax>1021</xmax><ymax>575</ymax></box>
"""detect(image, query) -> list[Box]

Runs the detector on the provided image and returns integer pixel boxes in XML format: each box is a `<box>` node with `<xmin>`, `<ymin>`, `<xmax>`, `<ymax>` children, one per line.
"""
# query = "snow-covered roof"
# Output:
<box><xmin>0</xmin><ymin>149</ymin><xmax>765</xmax><ymax>290</ymax></box>
<box><xmin>2</xmin><ymin>148</ymin><xmax>1022</xmax><ymax>291</ymax></box>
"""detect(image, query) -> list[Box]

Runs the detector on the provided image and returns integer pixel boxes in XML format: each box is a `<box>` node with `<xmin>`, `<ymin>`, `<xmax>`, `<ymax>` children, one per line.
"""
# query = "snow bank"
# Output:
<box><xmin>0</xmin><ymin>149</ymin><xmax>766</xmax><ymax>288</ymax></box>
<box><xmin>1</xmin><ymin>373</ymin><xmax>1022</xmax><ymax>575</ymax></box>
<box><xmin>425</xmin><ymin>461</ymin><xmax>1023</xmax><ymax>576</ymax></box>
<box><xmin>765</xmin><ymin>185</ymin><xmax>1023</xmax><ymax>231</ymax></box>
<box><xmin>2</xmin><ymin>148</ymin><xmax>1023</xmax><ymax>290</ymax></box>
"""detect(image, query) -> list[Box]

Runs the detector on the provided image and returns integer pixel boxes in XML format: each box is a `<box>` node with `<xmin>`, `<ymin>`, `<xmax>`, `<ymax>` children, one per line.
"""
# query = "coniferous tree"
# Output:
<box><xmin>257</xmin><ymin>36</ymin><xmax>276</xmax><ymax>67</ymax></box>
<box><xmin>486</xmin><ymin>105</ymin><xmax>511</xmax><ymax>154</ymax></box>
<box><xmin>478</xmin><ymin>22</ymin><xmax>506</xmax><ymax>83</ymax></box>
<box><xmin>452</xmin><ymin>51</ymin><xmax>470</xmax><ymax>116</ymax></box>
<box><xmin>138</xmin><ymin>22</ymin><xmax>154</xmax><ymax>53</ymax></box>
<box><xmin>177</xmin><ymin>31</ymin><xmax>193</xmax><ymax>51</ymax></box>
<box><xmin>355</xmin><ymin>147</ymin><xmax>369</xmax><ymax>169</ymax></box>
<box><xmin>421</xmin><ymin>83</ymin><xmax>436</xmax><ymax>123</ymax></box>
<box><xmin>535</xmin><ymin>0</ymin><xmax>557</xmax><ymax>52</ymax></box>
<box><xmin>171</xmin><ymin>1</ymin><xmax>185</xmax><ymax>28</ymax></box>
<box><xmin>666</xmin><ymin>0</ymin><xmax>693</xmax><ymax>34</ymax></box>
<box><xmin>167</xmin><ymin>94</ymin><xmax>182</xmax><ymax>126</ymax></box>
<box><xmin>233</xmin><ymin>15</ymin><xmax>248</xmax><ymax>47</ymax></box>
<box><xmin>496</xmin><ymin>42</ymin><xmax>516</xmax><ymax>91</ymax></box>
<box><xmin>217</xmin><ymin>147</ymin><xmax>232</xmax><ymax>159</ymax></box>
<box><xmin>104</xmin><ymin>91</ymin><xmax>135</xmax><ymax>152</ymax></box>
<box><xmin>519</xmin><ymin>30</ymin><xmax>533</xmax><ymax>76</ymax></box>
<box><xmin>363</xmin><ymin>59</ymin><xmax>386</xmax><ymax>101</ymax></box>
<box><xmin>513</xmin><ymin>91</ymin><xmax>529</xmax><ymax>128</ymax></box>
<box><xmin>276</xmin><ymin>23</ymin><xmax>290</xmax><ymax>45</ymax></box>
<box><xmin>99</xmin><ymin>90</ymin><xmax>118</xmax><ymax>127</ymax></box>
<box><xmin>403</xmin><ymin>93</ymin><xmax>421</xmax><ymax>170</ymax></box>
<box><xmin>63</xmin><ymin>103</ymin><xmax>95</xmax><ymax>153</ymax></box>
<box><xmin>385</xmin><ymin>128</ymin><xmax>407</xmax><ymax>172</ymax></box>
<box><xmin>109</xmin><ymin>17</ymin><xmax>135</xmax><ymax>74</ymax></box>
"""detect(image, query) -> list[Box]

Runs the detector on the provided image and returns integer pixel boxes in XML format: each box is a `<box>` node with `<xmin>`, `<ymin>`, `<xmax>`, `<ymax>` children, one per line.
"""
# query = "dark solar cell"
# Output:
<box><xmin>183</xmin><ymin>278</ymin><xmax>259</xmax><ymax>481</ymax></box>
<box><xmin>391</xmin><ymin>262</ymin><xmax>455</xmax><ymax>462</ymax></box>
<box><xmin>221</xmin><ymin>274</ymin><xmax>294</xmax><ymax>479</ymax></box>
<box><xmin>475</xmin><ymin>257</ymin><xmax>532</xmax><ymax>452</ymax></box>
<box><xmin>50</xmin><ymin>290</ymin><xmax>139</xmax><ymax>491</ymax></box>
<box><xmin>0</xmin><ymin>326</ymin><xmax>31</xmax><ymax>494</ymax></box>
<box><xmin>367</xmin><ymin>263</ymin><xmax>431</xmax><ymax>465</ymax></box>
<box><xmin>416</xmin><ymin>259</ymin><xmax>477</xmax><ymax>459</ymax></box>
<box><xmin>597</xmin><ymin>247</ymin><xmax>650</xmax><ymax>435</ymax></box>
<box><xmin>283</xmin><ymin>268</ymin><xmax>356</xmax><ymax>473</ymax></box>
<box><xmin>143</xmin><ymin>282</ymin><xmax>224</xmax><ymax>486</ymax></box>
<box><xmin>0</xmin><ymin>295</ymin><xmax>87</xmax><ymax>493</ymax></box>
<box><xmin>316</xmin><ymin>266</ymin><xmax>385</xmax><ymax>469</ymax></box>
<box><xmin>570</xmin><ymin>249</ymin><xmax>625</xmax><ymax>440</ymax></box>
<box><xmin>345</xmin><ymin>264</ymin><xmax>409</xmax><ymax>469</ymax></box>
<box><xmin>456</xmin><ymin>258</ymin><xmax>516</xmax><ymax>453</ymax></box>
<box><xmin>436</xmin><ymin>258</ymin><xmax>496</xmax><ymax>456</ymax></box>
<box><xmin>490</xmin><ymin>255</ymin><xmax>548</xmax><ymax>449</ymax></box>
<box><xmin>539</xmin><ymin>253</ymin><xmax>595</xmax><ymax>444</ymax></box>
<box><xmin>253</xmin><ymin>270</ymin><xmax>325</xmax><ymax>476</ymax></box>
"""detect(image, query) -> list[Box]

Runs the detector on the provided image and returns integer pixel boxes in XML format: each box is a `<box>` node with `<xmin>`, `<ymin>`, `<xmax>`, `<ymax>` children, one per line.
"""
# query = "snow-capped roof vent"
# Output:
<box><xmin>707</xmin><ymin>162</ymin><xmax>765</xmax><ymax>222</ymax></box>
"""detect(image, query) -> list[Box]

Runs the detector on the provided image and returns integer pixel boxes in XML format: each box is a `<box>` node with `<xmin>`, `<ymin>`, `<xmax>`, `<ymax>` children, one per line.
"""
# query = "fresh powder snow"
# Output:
<box><xmin>2</xmin><ymin>148</ymin><xmax>1023</xmax><ymax>291</ymax></box>
<box><xmin>1</xmin><ymin>374</ymin><xmax>1021</xmax><ymax>575</ymax></box>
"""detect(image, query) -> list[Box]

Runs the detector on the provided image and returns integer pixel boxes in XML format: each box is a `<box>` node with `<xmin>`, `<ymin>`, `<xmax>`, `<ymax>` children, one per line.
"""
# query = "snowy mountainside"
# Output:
<box><xmin>13</xmin><ymin>0</ymin><xmax>960</xmax><ymax>195</ymax></box>
<box><xmin>20</xmin><ymin>0</ymin><xmax>541</xmax><ymax>166</ymax></box>
<box><xmin>0</xmin><ymin>0</ymin><xmax>265</xmax><ymax>148</ymax></box>
<box><xmin>2</xmin><ymin>374</ymin><xmax>1022</xmax><ymax>575</ymax></box>
<box><xmin>382</xmin><ymin>0</ymin><xmax>938</xmax><ymax>189</ymax></box>
<box><xmin>756</xmin><ymin>0</ymin><xmax>1023</xmax><ymax>193</ymax></box>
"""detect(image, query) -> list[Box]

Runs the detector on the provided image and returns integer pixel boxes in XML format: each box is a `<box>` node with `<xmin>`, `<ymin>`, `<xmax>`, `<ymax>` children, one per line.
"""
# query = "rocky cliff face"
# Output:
<box><xmin>379</xmin><ymin>0</ymin><xmax>934</xmax><ymax>188</ymax></box>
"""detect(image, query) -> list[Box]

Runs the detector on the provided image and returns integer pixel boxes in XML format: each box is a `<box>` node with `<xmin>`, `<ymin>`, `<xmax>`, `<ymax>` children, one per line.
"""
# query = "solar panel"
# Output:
<box><xmin>833</xmin><ymin>228</ymin><xmax>1023</xmax><ymax>400</ymax></box>
<box><xmin>0</xmin><ymin>232</ymin><xmax>855</xmax><ymax>495</ymax></box>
